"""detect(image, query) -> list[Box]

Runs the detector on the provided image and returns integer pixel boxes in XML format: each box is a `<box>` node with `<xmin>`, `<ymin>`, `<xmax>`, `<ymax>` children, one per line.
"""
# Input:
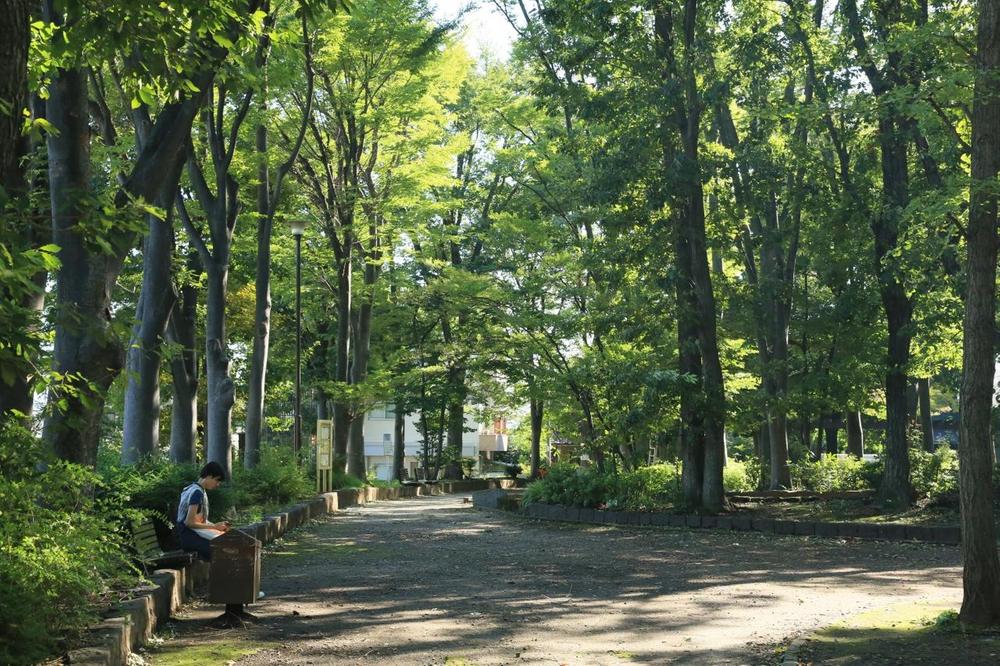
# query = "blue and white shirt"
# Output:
<box><xmin>176</xmin><ymin>482</ymin><xmax>209</xmax><ymax>534</ymax></box>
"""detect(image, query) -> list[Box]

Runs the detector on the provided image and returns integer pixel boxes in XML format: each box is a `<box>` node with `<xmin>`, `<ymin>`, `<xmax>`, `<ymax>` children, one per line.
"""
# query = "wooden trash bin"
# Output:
<box><xmin>208</xmin><ymin>529</ymin><xmax>261</xmax><ymax>606</ymax></box>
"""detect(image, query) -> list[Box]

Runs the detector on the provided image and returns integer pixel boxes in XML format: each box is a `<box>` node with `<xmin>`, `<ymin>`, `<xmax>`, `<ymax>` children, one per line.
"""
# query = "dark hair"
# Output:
<box><xmin>200</xmin><ymin>461</ymin><xmax>226</xmax><ymax>481</ymax></box>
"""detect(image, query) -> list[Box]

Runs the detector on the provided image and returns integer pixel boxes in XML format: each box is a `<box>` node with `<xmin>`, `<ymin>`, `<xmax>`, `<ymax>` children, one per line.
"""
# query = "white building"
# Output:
<box><xmin>362</xmin><ymin>404</ymin><xmax>509</xmax><ymax>480</ymax></box>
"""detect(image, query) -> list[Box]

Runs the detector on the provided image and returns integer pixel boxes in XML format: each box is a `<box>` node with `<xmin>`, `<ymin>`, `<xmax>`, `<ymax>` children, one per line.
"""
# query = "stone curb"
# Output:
<box><xmin>478</xmin><ymin>494</ymin><xmax>962</xmax><ymax>547</ymax></box>
<box><xmin>781</xmin><ymin>636</ymin><xmax>809</xmax><ymax>666</ymax></box>
<box><xmin>68</xmin><ymin>478</ymin><xmax>515</xmax><ymax>665</ymax></box>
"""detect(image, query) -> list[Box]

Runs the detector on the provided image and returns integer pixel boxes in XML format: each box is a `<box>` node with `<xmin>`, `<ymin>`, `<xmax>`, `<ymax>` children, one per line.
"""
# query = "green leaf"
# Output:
<box><xmin>212</xmin><ymin>33</ymin><xmax>235</xmax><ymax>49</ymax></box>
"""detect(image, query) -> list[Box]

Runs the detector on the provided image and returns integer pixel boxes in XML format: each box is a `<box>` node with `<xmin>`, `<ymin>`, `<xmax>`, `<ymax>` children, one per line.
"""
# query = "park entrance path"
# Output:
<box><xmin>163</xmin><ymin>494</ymin><xmax>961</xmax><ymax>665</ymax></box>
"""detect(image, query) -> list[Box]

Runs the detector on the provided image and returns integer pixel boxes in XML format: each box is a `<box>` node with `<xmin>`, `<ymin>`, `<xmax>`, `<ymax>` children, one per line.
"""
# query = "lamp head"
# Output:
<box><xmin>288</xmin><ymin>219</ymin><xmax>307</xmax><ymax>236</ymax></box>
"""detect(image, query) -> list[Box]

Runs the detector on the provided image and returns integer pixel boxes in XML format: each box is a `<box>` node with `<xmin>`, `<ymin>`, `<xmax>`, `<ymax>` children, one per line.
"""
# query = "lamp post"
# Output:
<box><xmin>288</xmin><ymin>219</ymin><xmax>307</xmax><ymax>462</ymax></box>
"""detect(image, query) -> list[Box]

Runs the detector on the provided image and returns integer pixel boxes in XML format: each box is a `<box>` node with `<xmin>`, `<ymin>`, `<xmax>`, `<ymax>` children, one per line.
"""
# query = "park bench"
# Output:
<box><xmin>130</xmin><ymin>518</ymin><xmax>196</xmax><ymax>574</ymax></box>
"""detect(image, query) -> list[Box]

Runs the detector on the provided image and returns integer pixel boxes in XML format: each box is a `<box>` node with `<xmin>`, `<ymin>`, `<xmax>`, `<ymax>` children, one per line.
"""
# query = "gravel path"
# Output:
<box><xmin>160</xmin><ymin>494</ymin><xmax>962</xmax><ymax>665</ymax></box>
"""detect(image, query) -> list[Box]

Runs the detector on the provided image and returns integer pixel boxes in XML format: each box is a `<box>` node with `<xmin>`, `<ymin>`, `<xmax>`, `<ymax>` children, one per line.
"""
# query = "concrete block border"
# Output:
<box><xmin>485</xmin><ymin>493</ymin><xmax>961</xmax><ymax>547</ymax></box>
<box><xmin>68</xmin><ymin>478</ymin><xmax>516</xmax><ymax>665</ymax></box>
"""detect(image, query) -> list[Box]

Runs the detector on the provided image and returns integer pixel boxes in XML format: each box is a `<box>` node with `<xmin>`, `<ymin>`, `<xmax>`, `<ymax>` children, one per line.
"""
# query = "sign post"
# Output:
<box><xmin>316</xmin><ymin>419</ymin><xmax>333</xmax><ymax>492</ymax></box>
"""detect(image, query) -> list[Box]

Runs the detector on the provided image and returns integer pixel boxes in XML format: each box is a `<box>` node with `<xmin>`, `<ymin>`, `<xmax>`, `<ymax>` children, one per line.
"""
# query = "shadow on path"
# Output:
<box><xmin>152</xmin><ymin>494</ymin><xmax>963</xmax><ymax>665</ymax></box>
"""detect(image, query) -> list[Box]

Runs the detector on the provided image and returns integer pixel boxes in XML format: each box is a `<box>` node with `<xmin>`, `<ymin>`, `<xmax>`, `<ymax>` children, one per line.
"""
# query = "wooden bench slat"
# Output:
<box><xmin>130</xmin><ymin>518</ymin><xmax>196</xmax><ymax>572</ymax></box>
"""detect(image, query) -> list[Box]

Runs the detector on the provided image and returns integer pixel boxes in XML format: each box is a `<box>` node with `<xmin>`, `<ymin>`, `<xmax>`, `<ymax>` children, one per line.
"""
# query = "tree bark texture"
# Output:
<box><xmin>0</xmin><ymin>0</ymin><xmax>29</xmax><ymax>197</ymax></box>
<box><xmin>205</xmin><ymin>261</ymin><xmax>235</xmax><ymax>477</ymax></box>
<box><xmin>530</xmin><ymin>398</ymin><xmax>543</xmax><ymax>479</ymax></box>
<box><xmin>824</xmin><ymin>420</ymin><xmax>838</xmax><ymax>455</ymax></box>
<box><xmin>121</xmin><ymin>183</ymin><xmax>182</xmax><ymax>464</ymax></box>
<box><xmin>959</xmin><ymin>0</ymin><xmax>1000</xmax><ymax>624</ymax></box>
<box><xmin>676</xmin><ymin>221</ymin><xmax>705</xmax><ymax>508</ymax></box>
<box><xmin>245</xmin><ymin>122</ymin><xmax>271</xmax><ymax>469</ymax></box>
<box><xmin>167</xmin><ymin>267</ymin><xmax>199</xmax><ymax>464</ymax></box>
<box><xmin>846</xmin><ymin>410</ymin><xmax>864</xmax><ymax>457</ymax></box>
<box><xmin>392</xmin><ymin>407</ymin><xmax>405</xmax><ymax>482</ymax></box>
<box><xmin>42</xmin><ymin>64</ymin><xmax>121</xmax><ymax>467</ymax></box>
<box><xmin>332</xmin><ymin>248</ymin><xmax>353</xmax><ymax>473</ymax></box>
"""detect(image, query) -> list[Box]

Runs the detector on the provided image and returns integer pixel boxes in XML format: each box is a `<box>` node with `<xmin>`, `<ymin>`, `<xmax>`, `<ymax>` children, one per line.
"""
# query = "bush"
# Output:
<box><xmin>227</xmin><ymin>450</ymin><xmax>313</xmax><ymax>511</ymax></box>
<box><xmin>1</xmin><ymin>423</ymin><xmax>136</xmax><ymax>665</ymax></box>
<box><xmin>909</xmin><ymin>446</ymin><xmax>958</xmax><ymax>501</ymax></box>
<box><xmin>789</xmin><ymin>454</ymin><xmax>873</xmax><ymax>493</ymax></box>
<box><xmin>99</xmin><ymin>446</ymin><xmax>314</xmax><ymax>527</ymax></box>
<box><xmin>612</xmin><ymin>463</ymin><xmax>682</xmax><ymax>511</ymax></box>
<box><xmin>522</xmin><ymin>463</ymin><xmax>616</xmax><ymax>508</ymax></box>
<box><xmin>523</xmin><ymin>462</ymin><xmax>684</xmax><ymax>511</ymax></box>
<box><xmin>723</xmin><ymin>458</ymin><xmax>756</xmax><ymax>493</ymax></box>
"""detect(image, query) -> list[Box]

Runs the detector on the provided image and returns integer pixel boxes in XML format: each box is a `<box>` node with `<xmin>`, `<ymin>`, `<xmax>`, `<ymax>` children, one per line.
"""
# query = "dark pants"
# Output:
<box><xmin>178</xmin><ymin>527</ymin><xmax>212</xmax><ymax>561</ymax></box>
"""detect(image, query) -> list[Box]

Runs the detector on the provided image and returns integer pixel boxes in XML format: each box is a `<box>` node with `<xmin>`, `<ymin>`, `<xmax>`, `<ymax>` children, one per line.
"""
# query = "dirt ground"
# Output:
<box><xmin>148</xmin><ymin>494</ymin><xmax>966</xmax><ymax>665</ymax></box>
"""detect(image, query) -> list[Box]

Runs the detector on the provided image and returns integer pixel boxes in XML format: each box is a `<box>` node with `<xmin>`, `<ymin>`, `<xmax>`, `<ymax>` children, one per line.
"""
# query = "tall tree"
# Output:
<box><xmin>244</xmin><ymin>7</ymin><xmax>315</xmax><ymax>469</ymax></box>
<box><xmin>958</xmin><ymin>0</ymin><xmax>1000</xmax><ymax>625</ymax></box>
<box><xmin>841</xmin><ymin>0</ymin><xmax>916</xmax><ymax>506</ymax></box>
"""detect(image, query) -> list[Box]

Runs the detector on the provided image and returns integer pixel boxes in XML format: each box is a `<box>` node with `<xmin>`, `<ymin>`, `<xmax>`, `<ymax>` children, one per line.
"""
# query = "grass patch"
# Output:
<box><xmin>444</xmin><ymin>657</ymin><xmax>475</xmax><ymax>666</ymax></box>
<box><xmin>736</xmin><ymin>498</ymin><xmax>971</xmax><ymax>527</ymax></box>
<box><xmin>148</xmin><ymin>638</ymin><xmax>263</xmax><ymax>665</ymax></box>
<box><xmin>802</xmin><ymin>600</ymin><xmax>1000</xmax><ymax>665</ymax></box>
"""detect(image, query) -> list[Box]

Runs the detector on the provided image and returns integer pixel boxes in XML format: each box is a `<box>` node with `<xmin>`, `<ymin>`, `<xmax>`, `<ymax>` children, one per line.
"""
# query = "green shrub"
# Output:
<box><xmin>330</xmin><ymin>469</ymin><xmax>365</xmax><ymax>489</ymax></box>
<box><xmin>229</xmin><ymin>450</ymin><xmax>313</xmax><ymax>509</ymax></box>
<box><xmin>522</xmin><ymin>463</ymin><xmax>615</xmax><ymax>508</ymax></box>
<box><xmin>612</xmin><ymin>463</ymin><xmax>682</xmax><ymax>511</ymax></box>
<box><xmin>0</xmin><ymin>423</ymin><xmax>137</xmax><ymax>665</ymax></box>
<box><xmin>790</xmin><ymin>454</ymin><xmax>872</xmax><ymax>493</ymax></box>
<box><xmin>99</xmin><ymin>454</ymin><xmax>199</xmax><ymax>526</ymax></box>
<box><xmin>99</xmin><ymin>446</ymin><xmax>314</xmax><ymax>527</ymax></box>
<box><xmin>909</xmin><ymin>446</ymin><xmax>958</xmax><ymax>500</ymax></box>
<box><xmin>723</xmin><ymin>458</ymin><xmax>757</xmax><ymax>493</ymax></box>
<box><xmin>523</xmin><ymin>462</ymin><xmax>683</xmax><ymax>511</ymax></box>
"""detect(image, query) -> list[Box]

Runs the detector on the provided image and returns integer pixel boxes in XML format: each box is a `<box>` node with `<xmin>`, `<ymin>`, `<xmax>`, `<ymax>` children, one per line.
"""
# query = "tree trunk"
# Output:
<box><xmin>245</xmin><ymin>122</ymin><xmax>271</xmax><ymax>470</ymax></box>
<box><xmin>0</xmin><ymin>0</ymin><xmax>38</xmax><ymax>418</ymax></box>
<box><xmin>685</xmin><ymin>162</ymin><xmax>727</xmax><ymax>513</ymax></box>
<box><xmin>906</xmin><ymin>379</ymin><xmax>919</xmax><ymax>426</ymax></box>
<box><xmin>530</xmin><ymin>398</ymin><xmax>543</xmax><ymax>479</ymax></box>
<box><xmin>392</xmin><ymin>407</ymin><xmax>405</xmax><ymax>482</ymax></box>
<box><xmin>958</xmin><ymin>0</ymin><xmax>1000</xmax><ymax>624</ymax></box>
<box><xmin>167</xmin><ymin>252</ymin><xmax>199</xmax><ymax>464</ymax></box>
<box><xmin>0</xmin><ymin>1</ymin><xmax>30</xmax><ymax>195</ymax></box>
<box><xmin>316</xmin><ymin>388</ymin><xmax>330</xmax><ymax>420</ymax></box>
<box><xmin>825</xmin><ymin>420</ymin><xmax>838</xmax><ymax>455</ymax></box>
<box><xmin>42</xmin><ymin>63</ymin><xmax>121</xmax><ymax>467</ymax></box>
<box><xmin>768</xmin><ymin>409</ymin><xmax>791</xmax><ymax>487</ymax></box>
<box><xmin>918</xmin><ymin>377</ymin><xmax>934</xmax><ymax>452</ymax></box>
<box><xmin>121</xmin><ymin>187</ymin><xmax>180</xmax><ymax>463</ymax></box>
<box><xmin>875</xmin><ymin>119</ymin><xmax>914</xmax><ymax>507</ymax></box>
<box><xmin>348</xmin><ymin>413</ymin><xmax>366</xmax><ymax>479</ymax></box>
<box><xmin>348</xmin><ymin>255</ymin><xmax>376</xmax><ymax>477</ymax></box>
<box><xmin>205</xmin><ymin>261</ymin><xmax>235</xmax><ymax>478</ymax></box>
<box><xmin>755</xmin><ymin>422</ymin><xmax>770</xmax><ymax>490</ymax></box>
<box><xmin>846</xmin><ymin>411</ymin><xmax>864</xmax><ymax>457</ymax></box>
<box><xmin>446</xmin><ymin>369</ymin><xmax>467</xmax><ymax>461</ymax></box>
<box><xmin>332</xmin><ymin>251</ymin><xmax>352</xmax><ymax>472</ymax></box>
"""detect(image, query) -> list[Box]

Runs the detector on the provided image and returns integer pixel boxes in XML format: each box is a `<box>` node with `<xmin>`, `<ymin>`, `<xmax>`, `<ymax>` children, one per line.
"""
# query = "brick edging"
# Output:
<box><xmin>69</xmin><ymin>478</ymin><xmax>514</xmax><ymax>665</ymax></box>
<box><xmin>490</xmin><ymin>499</ymin><xmax>961</xmax><ymax>546</ymax></box>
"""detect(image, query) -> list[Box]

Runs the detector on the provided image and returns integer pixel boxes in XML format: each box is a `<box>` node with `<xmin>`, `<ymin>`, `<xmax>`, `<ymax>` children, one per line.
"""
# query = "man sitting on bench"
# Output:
<box><xmin>176</xmin><ymin>462</ymin><xmax>230</xmax><ymax>561</ymax></box>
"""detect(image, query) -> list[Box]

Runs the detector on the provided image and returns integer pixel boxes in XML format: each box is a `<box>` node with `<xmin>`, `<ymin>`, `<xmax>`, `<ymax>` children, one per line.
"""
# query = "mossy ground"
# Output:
<box><xmin>798</xmin><ymin>600</ymin><xmax>1000</xmax><ymax>665</ymax></box>
<box><xmin>145</xmin><ymin>636</ymin><xmax>264</xmax><ymax>666</ymax></box>
<box><xmin>739</xmin><ymin>498</ymin><xmax>971</xmax><ymax>526</ymax></box>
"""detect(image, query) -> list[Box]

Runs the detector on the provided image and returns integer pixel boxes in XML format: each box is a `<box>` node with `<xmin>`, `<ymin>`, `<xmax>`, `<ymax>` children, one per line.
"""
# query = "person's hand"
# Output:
<box><xmin>219</xmin><ymin>522</ymin><xmax>231</xmax><ymax>532</ymax></box>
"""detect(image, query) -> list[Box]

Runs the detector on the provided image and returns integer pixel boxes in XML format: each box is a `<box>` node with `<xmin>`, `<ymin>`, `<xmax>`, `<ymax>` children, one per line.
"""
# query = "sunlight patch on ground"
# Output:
<box><xmin>147</xmin><ymin>638</ymin><xmax>263</xmax><ymax>666</ymax></box>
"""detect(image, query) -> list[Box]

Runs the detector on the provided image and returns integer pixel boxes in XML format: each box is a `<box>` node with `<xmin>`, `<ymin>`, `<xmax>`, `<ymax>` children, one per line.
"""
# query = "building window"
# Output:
<box><xmin>369</xmin><ymin>403</ymin><xmax>396</xmax><ymax>420</ymax></box>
